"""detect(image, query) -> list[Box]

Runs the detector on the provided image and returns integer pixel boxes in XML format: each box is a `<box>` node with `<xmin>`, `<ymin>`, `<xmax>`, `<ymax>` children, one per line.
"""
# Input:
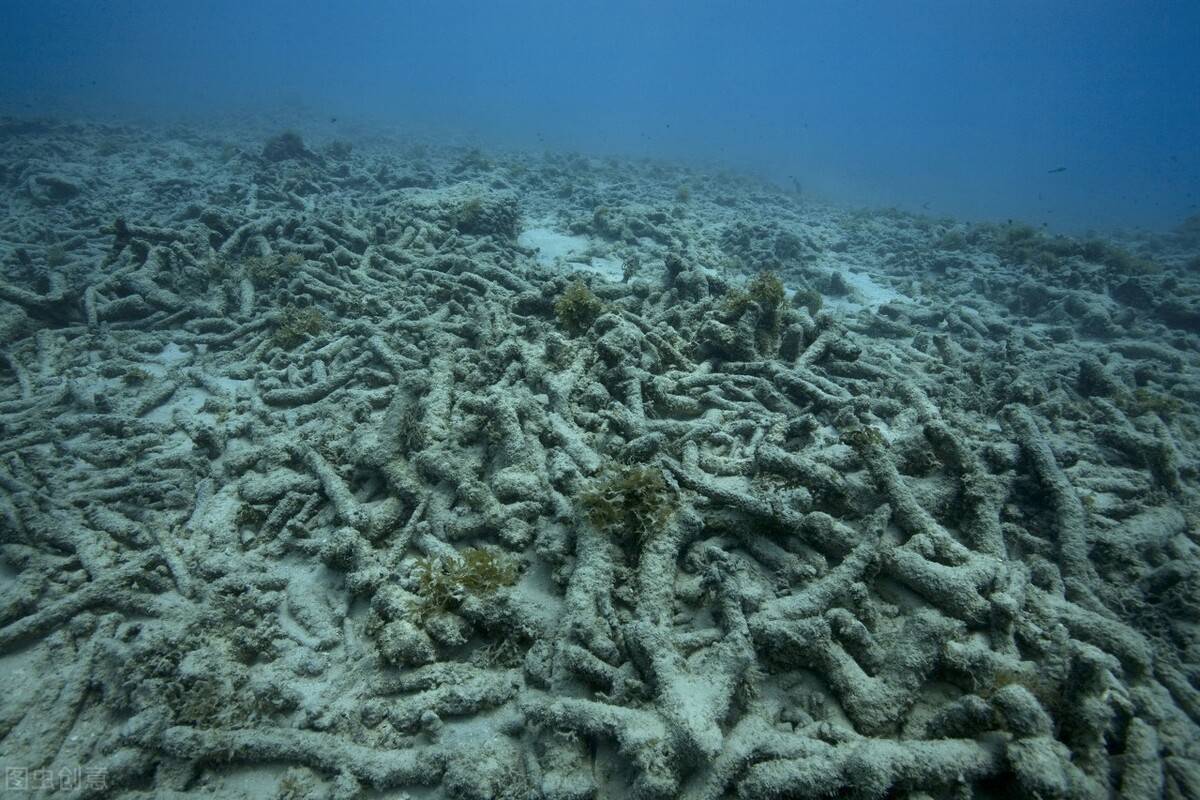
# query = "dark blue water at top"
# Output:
<box><xmin>1</xmin><ymin>0</ymin><xmax>1197</xmax><ymax>232</ymax></box>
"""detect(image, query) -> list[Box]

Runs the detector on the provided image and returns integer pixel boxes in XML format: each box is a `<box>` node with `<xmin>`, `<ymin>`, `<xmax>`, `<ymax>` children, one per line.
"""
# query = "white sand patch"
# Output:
<box><xmin>153</xmin><ymin>341</ymin><xmax>191</xmax><ymax>366</ymax></box>
<box><xmin>822</xmin><ymin>267</ymin><xmax>907</xmax><ymax>312</ymax></box>
<box><xmin>569</xmin><ymin>255</ymin><xmax>624</xmax><ymax>282</ymax></box>
<box><xmin>520</xmin><ymin>225</ymin><xmax>624</xmax><ymax>282</ymax></box>
<box><xmin>143</xmin><ymin>386</ymin><xmax>208</xmax><ymax>424</ymax></box>
<box><xmin>519</xmin><ymin>226</ymin><xmax>590</xmax><ymax>266</ymax></box>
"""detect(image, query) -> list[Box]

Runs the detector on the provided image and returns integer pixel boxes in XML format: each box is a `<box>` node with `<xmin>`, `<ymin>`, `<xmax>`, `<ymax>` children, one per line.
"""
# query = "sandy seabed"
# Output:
<box><xmin>1</xmin><ymin>117</ymin><xmax>1199</xmax><ymax>799</ymax></box>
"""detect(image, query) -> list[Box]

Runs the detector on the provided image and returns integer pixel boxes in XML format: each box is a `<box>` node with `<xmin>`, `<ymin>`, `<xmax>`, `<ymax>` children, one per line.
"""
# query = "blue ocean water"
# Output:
<box><xmin>1</xmin><ymin>0</ymin><xmax>1197</xmax><ymax>232</ymax></box>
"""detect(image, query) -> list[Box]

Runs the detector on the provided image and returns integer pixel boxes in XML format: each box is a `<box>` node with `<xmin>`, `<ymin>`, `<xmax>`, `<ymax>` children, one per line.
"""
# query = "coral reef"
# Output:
<box><xmin>0</xmin><ymin>117</ymin><xmax>1197</xmax><ymax>800</ymax></box>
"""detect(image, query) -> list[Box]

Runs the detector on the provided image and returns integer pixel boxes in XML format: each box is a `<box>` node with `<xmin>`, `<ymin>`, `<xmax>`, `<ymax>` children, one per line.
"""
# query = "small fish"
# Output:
<box><xmin>1047</xmin><ymin>166</ymin><xmax>1067</xmax><ymax>174</ymax></box>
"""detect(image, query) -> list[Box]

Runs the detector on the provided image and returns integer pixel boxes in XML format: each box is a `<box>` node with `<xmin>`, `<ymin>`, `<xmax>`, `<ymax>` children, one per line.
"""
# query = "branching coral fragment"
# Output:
<box><xmin>1</xmin><ymin>118</ymin><xmax>1196</xmax><ymax>800</ymax></box>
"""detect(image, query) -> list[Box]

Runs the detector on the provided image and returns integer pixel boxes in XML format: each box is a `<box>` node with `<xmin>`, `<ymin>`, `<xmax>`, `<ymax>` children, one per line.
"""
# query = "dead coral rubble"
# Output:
<box><xmin>0</xmin><ymin>120</ymin><xmax>1197</xmax><ymax>800</ymax></box>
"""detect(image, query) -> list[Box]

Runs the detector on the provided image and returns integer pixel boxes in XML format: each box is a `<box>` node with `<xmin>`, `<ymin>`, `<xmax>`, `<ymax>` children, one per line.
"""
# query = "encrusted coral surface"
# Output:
<box><xmin>1</xmin><ymin>119</ymin><xmax>1198</xmax><ymax>799</ymax></box>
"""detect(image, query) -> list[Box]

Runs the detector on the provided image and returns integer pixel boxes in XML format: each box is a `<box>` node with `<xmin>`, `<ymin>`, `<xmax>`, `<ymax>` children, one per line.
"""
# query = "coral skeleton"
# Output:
<box><xmin>0</xmin><ymin>121</ymin><xmax>1197</xmax><ymax>800</ymax></box>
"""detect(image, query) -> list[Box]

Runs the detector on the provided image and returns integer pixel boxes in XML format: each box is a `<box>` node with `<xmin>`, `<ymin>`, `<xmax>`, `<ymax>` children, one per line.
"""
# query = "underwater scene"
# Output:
<box><xmin>1</xmin><ymin>2</ymin><xmax>1198</xmax><ymax>798</ymax></box>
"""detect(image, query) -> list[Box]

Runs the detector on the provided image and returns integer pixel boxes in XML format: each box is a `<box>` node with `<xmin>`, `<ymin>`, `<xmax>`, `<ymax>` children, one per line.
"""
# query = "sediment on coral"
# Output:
<box><xmin>0</xmin><ymin>118</ymin><xmax>1197</xmax><ymax>800</ymax></box>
